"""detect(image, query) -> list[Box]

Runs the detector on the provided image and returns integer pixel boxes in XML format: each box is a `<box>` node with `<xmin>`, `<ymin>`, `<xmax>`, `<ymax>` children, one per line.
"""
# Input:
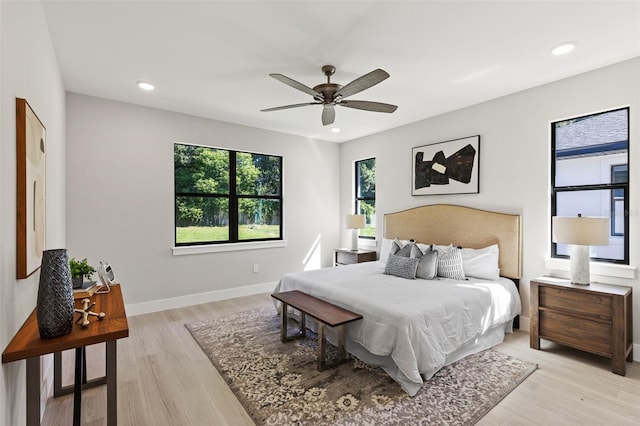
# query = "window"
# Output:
<box><xmin>355</xmin><ymin>158</ymin><xmax>375</xmax><ymax>239</ymax></box>
<box><xmin>174</xmin><ymin>143</ymin><xmax>282</xmax><ymax>246</ymax></box>
<box><xmin>551</xmin><ymin>107</ymin><xmax>629</xmax><ymax>263</ymax></box>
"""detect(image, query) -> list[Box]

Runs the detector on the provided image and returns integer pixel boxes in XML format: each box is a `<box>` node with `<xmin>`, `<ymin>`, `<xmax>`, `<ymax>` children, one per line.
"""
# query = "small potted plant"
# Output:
<box><xmin>69</xmin><ymin>257</ymin><xmax>96</xmax><ymax>289</ymax></box>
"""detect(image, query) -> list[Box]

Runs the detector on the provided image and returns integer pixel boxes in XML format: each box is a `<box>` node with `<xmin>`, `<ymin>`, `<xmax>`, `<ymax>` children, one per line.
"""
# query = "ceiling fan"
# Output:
<box><xmin>261</xmin><ymin>65</ymin><xmax>398</xmax><ymax>126</ymax></box>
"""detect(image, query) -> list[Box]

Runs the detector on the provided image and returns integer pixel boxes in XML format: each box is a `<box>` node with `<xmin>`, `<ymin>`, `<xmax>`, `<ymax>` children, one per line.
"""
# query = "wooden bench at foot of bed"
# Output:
<box><xmin>271</xmin><ymin>290</ymin><xmax>363</xmax><ymax>371</ymax></box>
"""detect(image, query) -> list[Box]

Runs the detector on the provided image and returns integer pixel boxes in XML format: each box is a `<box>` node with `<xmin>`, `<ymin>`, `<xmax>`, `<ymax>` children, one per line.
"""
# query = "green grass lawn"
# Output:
<box><xmin>360</xmin><ymin>226</ymin><xmax>376</xmax><ymax>238</ymax></box>
<box><xmin>176</xmin><ymin>224</ymin><xmax>280</xmax><ymax>243</ymax></box>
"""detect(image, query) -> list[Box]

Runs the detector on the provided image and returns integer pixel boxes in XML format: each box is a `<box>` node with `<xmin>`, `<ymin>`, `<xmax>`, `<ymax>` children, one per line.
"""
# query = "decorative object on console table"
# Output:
<box><xmin>552</xmin><ymin>214</ymin><xmax>608</xmax><ymax>285</ymax></box>
<box><xmin>412</xmin><ymin>135</ymin><xmax>480</xmax><ymax>196</ymax></box>
<box><xmin>530</xmin><ymin>276</ymin><xmax>633</xmax><ymax>375</ymax></box>
<box><xmin>37</xmin><ymin>248</ymin><xmax>74</xmax><ymax>339</ymax></box>
<box><xmin>334</xmin><ymin>248</ymin><xmax>377</xmax><ymax>266</ymax></box>
<box><xmin>96</xmin><ymin>260</ymin><xmax>116</xmax><ymax>294</ymax></box>
<box><xmin>345</xmin><ymin>214</ymin><xmax>365</xmax><ymax>251</ymax></box>
<box><xmin>74</xmin><ymin>298</ymin><xmax>106</xmax><ymax>328</ymax></box>
<box><xmin>69</xmin><ymin>257</ymin><xmax>96</xmax><ymax>289</ymax></box>
<box><xmin>73</xmin><ymin>281</ymin><xmax>98</xmax><ymax>299</ymax></box>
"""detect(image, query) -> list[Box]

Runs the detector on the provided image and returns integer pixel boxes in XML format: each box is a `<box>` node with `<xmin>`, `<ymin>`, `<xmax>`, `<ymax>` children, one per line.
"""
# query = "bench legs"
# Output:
<box><xmin>280</xmin><ymin>301</ymin><xmax>306</xmax><ymax>342</ymax></box>
<box><xmin>280</xmin><ymin>303</ymin><xmax>349</xmax><ymax>371</ymax></box>
<box><xmin>317</xmin><ymin>323</ymin><xmax>348</xmax><ymax>371</ymax></box>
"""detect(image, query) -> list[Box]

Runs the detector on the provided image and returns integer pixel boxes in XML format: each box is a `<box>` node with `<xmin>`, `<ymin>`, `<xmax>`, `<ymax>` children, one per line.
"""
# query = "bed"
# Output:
<box><xmin>273</xmin><ymin>204</ymin><xmax>522</xmax><ymax>396</ymax></box>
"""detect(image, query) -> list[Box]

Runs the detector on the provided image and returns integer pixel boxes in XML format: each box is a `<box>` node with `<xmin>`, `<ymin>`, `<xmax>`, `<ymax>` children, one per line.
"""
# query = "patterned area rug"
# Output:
<box><xmin>186</xmin><ymin>307</ymin><xmax>536</xmax><ymax>425</ymax></box>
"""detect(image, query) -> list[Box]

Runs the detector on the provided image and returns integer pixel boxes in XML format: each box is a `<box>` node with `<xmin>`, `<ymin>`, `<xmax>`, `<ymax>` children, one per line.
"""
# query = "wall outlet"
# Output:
<box><xmin>253</xmin><ymin>264</ymin><xmax>259</xmax><ymax>273</ymax></box>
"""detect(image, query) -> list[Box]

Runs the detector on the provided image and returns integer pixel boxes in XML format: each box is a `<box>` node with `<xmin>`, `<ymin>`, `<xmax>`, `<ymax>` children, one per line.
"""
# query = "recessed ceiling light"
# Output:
<box><xmin>331</xmin><ymin>127</ymin><xmax>341</xmax><ymax>133</ymax></box>
<box><xmin>551</xmin><ymin>42</ymin><xmax>576</xmax><ymax>56</ymax></box>
<box><xmin>136</xmin><ymin>81</ymin><xmax>155</xmax><ymax>91</ymax></box>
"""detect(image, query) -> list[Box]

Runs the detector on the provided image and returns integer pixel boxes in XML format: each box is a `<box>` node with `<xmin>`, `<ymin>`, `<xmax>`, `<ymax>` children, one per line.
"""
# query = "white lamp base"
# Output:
<box><xmin>351</xmin><ymin>230</ymin><xmax>359</xmax><ymax>251</ymax></box>
<box><xmin>570</xmin><ymin>244</ymin><xmax>591</xmax><ymax>285</ymax></box>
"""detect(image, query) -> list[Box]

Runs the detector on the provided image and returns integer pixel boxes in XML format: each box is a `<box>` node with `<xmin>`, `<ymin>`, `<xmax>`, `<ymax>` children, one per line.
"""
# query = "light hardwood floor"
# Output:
<box><xmin>42</xmin><ymin>293</ymin><xmax>639</xmax><ymax>425</ymax></box>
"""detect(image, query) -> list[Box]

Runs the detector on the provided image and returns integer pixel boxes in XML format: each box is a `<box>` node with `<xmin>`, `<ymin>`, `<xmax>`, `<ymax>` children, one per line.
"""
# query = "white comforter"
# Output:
<box><xmin>273</xmin><ymin>261</ymin><xmax>521</xmax><ymax>395</ymax></box>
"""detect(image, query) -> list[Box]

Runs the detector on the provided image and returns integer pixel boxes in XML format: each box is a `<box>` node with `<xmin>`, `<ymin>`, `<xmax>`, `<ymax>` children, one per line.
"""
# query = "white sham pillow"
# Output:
<box><xmin>379</xmin><ymin>238</ymin><xmax>393</xmax><ymax>263</ymax></box>
<box><xmin>416</xmin><ymin>242</ymin><xmax>431</xmax><ymax>254</ymax></box>
<box><xmin>461</xmin><ymin>244</ymin><xmax>500</xmax><ymax>281</ymax></box>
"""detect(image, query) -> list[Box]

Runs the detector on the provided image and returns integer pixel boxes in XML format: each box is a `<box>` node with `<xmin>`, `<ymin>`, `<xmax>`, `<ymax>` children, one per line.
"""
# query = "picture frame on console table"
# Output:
<box><xmin>16</xmin><ymin>98</ymin><xmax>46</xmax><ymax>279</ymax></box>
<box><xmin>412</xmin><ymin>135</ymin><xmax>480</xmax><ymax>196</ymax></box>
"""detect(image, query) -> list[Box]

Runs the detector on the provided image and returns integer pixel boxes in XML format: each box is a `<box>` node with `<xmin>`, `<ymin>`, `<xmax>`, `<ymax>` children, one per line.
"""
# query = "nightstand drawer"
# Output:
<box><xmin>333</xmin><ymin>249</ymin><xmax>377</xmax><ymax>266</ymax></box>
<box><xmin>336</xmin><ymin>251</ymin><xmax>357</xmax><ymax>265</ymax></box>
<box><xmin>540</xmin><ymin>286</ymin><xmax>612</xmax><ymax>319</ymax></box>
<box><xmin>540</xmin><ymin>310</ymin><xmax>612</xmax><ymax>355</ymax></box>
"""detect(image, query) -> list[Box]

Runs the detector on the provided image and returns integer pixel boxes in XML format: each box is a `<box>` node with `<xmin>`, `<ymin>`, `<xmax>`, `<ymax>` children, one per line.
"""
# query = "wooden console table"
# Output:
<box><xmin>2</xmin><ymin>284</ymin><xmax>129</xmax><ymax>426</ymax></box>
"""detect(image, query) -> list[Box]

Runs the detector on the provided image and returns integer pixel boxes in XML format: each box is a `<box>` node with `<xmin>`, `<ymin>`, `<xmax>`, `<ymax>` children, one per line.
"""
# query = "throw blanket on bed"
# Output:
<box><xmin>273</xmin><ymin>261</ymin><xmax>521</xmax><ymax>395</ymax></box>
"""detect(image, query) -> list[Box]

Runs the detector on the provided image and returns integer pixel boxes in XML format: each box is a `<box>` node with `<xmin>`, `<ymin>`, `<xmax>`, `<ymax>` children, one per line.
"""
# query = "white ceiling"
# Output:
<box><xmin>41</xmin><ymin>1</ymin><xmax>640</xmax><ymax>143</ymax></box>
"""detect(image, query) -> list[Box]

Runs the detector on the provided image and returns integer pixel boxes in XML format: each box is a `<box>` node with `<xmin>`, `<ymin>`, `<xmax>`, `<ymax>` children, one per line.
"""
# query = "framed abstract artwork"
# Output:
<box><xmin>16</xmin><ymin>98</ymin><xmax>46</xmax><ymax>279</ymax></box>
<box><xmin>412</xmin><ymin>135</ymin><xmax>480</xmax><ymax>196</ymax></box>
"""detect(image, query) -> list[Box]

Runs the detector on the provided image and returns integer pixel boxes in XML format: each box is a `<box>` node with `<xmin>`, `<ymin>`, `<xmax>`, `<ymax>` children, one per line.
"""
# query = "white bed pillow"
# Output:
<box><xmin>461</xmin><ymin>244</ymin><xmax>500</xmax><ymax>281</ymax></box>
<box><xmin>416</xmin><ymin>242</ymin><xmax>431</xmax><ymax>253</ymax></box>
<box><xmin>434</xmin><ymin>245</ymin><xmax>466</xmax><ymax>280</ymax></box>
<box><xmin>379</xmin><ymin>238</ymin><xmax>393</xmax><ymax>263</ymax></box>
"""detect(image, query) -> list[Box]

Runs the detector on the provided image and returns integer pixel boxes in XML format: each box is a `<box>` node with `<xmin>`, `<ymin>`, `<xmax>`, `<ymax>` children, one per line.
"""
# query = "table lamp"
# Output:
<box><xmin>552</xmin><ymin>214</ymin><xmax>609</xmax><ymax>285</ymax></box>
<box><xmin>345</xmin><ymin>214</ymin><xmax>365</xmax><ymax>251</ymax></box>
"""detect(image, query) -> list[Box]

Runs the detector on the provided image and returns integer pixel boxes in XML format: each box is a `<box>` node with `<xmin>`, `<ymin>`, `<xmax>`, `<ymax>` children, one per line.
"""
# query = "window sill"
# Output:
<box><xmin>545</xmin><ymin>257</ymin><xmax>635</xmax><ymax>279</ymax></box>
<box><xmin>358</xmin><ymin>238</ymin><xmax>377</xmax><ymax>249</ymax></box>
<box><xmin>173</xmin><ymin>240</ymin><xmax>287</xmax><ymax>256</ymax></box>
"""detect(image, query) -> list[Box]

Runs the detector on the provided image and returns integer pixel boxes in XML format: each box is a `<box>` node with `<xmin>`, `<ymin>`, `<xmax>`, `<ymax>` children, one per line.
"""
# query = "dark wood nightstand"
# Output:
<box><xmin>333</xmin><ymin>248</ymin><xmax>377</xmax><ymax>266</ymax></box>
<box><xmin>530</xmin><ymin>276</ymin><xmax>633</xmax><ymax>375</ymax></box>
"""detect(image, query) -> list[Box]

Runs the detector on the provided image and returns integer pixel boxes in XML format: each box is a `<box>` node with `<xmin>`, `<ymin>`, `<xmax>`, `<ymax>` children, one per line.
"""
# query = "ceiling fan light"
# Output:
<box><xmin>331</xmin><ymin>127</ymin><xmax>341</xmax><ymax>133</ymax></box>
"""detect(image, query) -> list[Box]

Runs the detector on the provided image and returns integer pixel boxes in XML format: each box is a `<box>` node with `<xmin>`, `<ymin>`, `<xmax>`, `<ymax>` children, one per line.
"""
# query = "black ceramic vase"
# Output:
<box><xmin>36</xmin><ymin>249</ymin><xmax>74</xmax><ymax>339</ymax></box>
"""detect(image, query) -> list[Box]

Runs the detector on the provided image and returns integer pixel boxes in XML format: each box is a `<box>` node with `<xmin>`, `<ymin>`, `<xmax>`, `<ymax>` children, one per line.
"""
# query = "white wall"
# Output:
<box><xmin>65</xmin><ymin>93</ymin><xmax>340</xmax><ymax>312</ymax></box>
<box><xmin>0</xmin><ymin>2</ymin><xmax>66</xmax><ymax>425</ymax></box>
<box><xmin>340</xmin><ymin>58</ymin><xmax>640</xmax><ymax>349</ymax></box>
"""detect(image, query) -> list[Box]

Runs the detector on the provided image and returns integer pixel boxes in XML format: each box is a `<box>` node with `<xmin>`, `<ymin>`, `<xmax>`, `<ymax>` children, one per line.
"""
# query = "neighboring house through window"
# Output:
<box><xmin>551</xmin><ymin>107</ymin><xmax>629</xmax><ymax>263</ymax></box>
<box><xmin>355</xmin><ymin>158</ymin><xmax>375</xmax><ymax>239</ymax></box>
<box><xmin>174</xmin><ymin>143</ymin><xmax>283</xmax><ymax>246</ymax></box>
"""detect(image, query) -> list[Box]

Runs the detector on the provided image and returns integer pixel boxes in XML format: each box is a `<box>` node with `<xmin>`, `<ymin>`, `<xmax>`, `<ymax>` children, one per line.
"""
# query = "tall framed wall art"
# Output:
<box><xmin>16</xmin><ymin>98</ymin><xmax>46</xmax><ymax>279</ymax></box>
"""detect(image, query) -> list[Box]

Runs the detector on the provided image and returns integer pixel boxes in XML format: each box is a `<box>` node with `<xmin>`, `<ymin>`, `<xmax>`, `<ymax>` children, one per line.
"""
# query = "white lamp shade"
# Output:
<box><xmin>552</xmin><ymin>216</ymin><xmax>609</xmax><ymax>246</ymax></box>
<box><xmin>345</xmin><ymin>214</ymin><xmax>365</xmax><ymax>229</ymax></box>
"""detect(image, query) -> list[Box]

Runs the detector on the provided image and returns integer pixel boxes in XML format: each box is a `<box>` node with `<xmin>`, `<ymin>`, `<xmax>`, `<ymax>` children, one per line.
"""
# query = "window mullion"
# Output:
<box><xmin>229</xmin><ymin>151</ymin><xmax>238</xmax><ymax>242</ymax></box>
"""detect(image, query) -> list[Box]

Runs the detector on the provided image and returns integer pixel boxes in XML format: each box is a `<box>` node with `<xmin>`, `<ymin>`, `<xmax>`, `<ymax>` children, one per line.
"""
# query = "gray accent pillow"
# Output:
<box><xmin>435</xmin><ymin>245</ymin><xmax>466</xmax><ymax>279</ymax></box>
<box><xmin>397</xmin><ymin>241</ymin><xmax>423</xmax><ymax>258</ymax></box>
<box><xmin>396</xmin><ymin>242</ymin><xmax>412</xmax><ymax>257</ymax></box>
<box><xmin>390</xmin><ymin>238</ymin><xmax>404</xmax><ymax>256</ymax></box>
<box><xmin>384</xmin><ymin>254</ymin><xmax>419</xmax><ymax>279</ymax></box>
<box><xmin>410</xmin><ymin>242</ymin><xmax>424</xmax><ymax>259</ymax></box>
<box><xmin>416</xmin><ymin>250</ymin><xmax>438</xmax><ymax>280</ymax></box>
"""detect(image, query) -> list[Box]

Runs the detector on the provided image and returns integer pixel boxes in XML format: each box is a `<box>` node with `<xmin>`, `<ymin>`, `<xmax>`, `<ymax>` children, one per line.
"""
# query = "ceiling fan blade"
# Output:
<box><xmin>338</xmin><ymin>100</ymin><xmax>398</xmax><ymax>113</ymax></box>
<box><xmin>322</xmin><ymin>105</ymin><xmax>335</xmax><ymax>126</ymax></box>
<box><xmin>269</xmin><ymin>73</ymin><xmax>321</xmax><ymax>98</ymax></box>
<box><xmin>334</xmin><ymin>69</ymin><xmax>390</xmax><ymax>99</ymax></box>
<box><xmin>261</xmin><ymin>102</ymin><xmax>320</xmax><ymax>112</ymax></box>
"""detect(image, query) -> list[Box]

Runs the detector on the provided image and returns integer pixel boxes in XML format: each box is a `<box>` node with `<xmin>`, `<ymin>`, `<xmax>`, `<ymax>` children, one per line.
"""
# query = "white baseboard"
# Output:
<box><xmin>125</xmin><ymin>281</ymin><xmax>277</xmax><ymax>316</ymax></box>
<box><xmin>517</xmin><ymin>315</ymin><xmax>530</xmax><ymax>333</ymax></box>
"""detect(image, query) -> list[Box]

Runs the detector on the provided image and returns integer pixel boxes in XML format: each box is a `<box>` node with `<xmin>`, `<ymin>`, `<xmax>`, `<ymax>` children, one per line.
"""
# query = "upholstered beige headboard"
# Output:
<box><xmin>384</xmin><ymin>204</ymin><xmax>522</xmax><ymax>279</ymax></box>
